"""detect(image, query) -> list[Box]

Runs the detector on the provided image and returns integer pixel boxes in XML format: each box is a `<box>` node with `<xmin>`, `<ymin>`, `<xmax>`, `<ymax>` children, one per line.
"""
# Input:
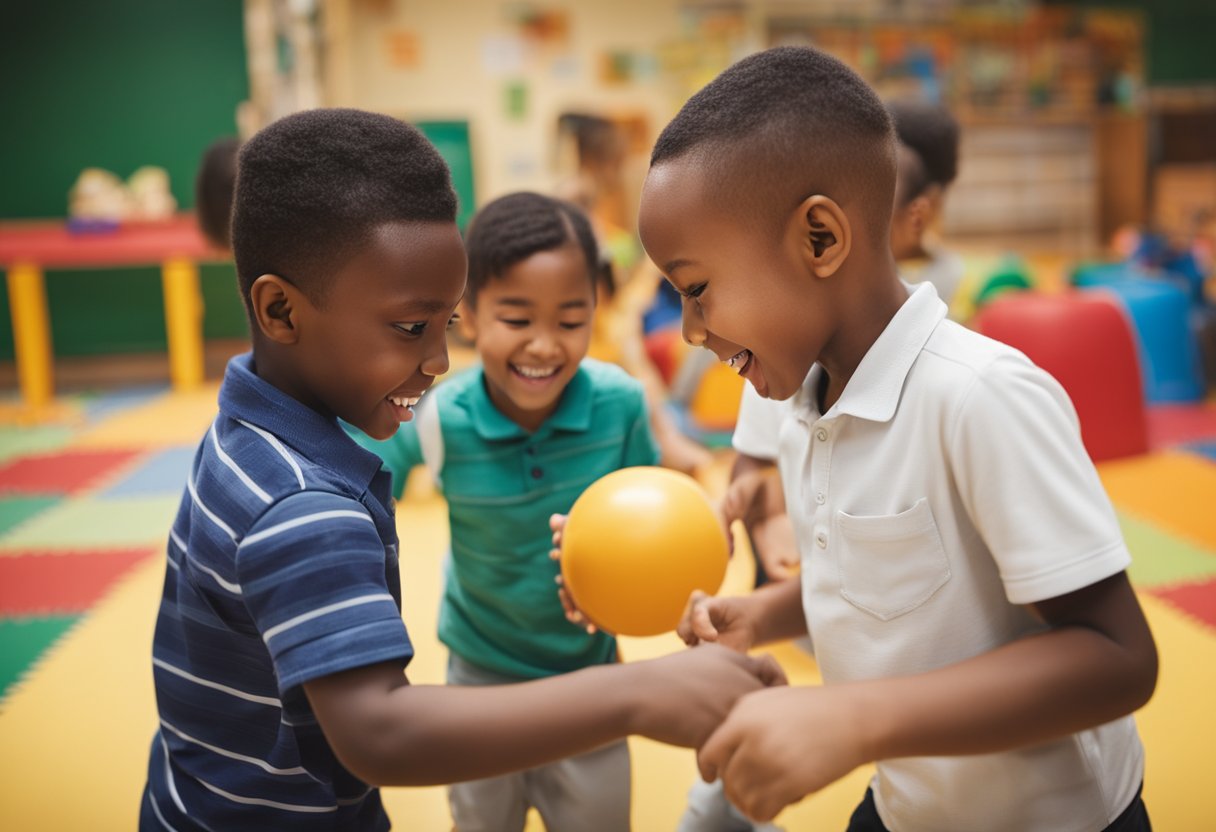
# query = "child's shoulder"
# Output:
<box><xmin>196</xmin><ymin>415</ymin><xmax>357</xmax><ymax>534</ymax></box>
<box><xmin>918</xmin><ymin>319</ymin><xmax>1074</xmax><ymax>425</ymax></box>
<box><xmin>578</xmin><ymin>357</ymin><xmax>646</xmax><ymax>403</ymax></box>
<box><xmin>921</xmin><ymin>318</ymin><xmax>1037</xmax><ymax>382</ymax></box>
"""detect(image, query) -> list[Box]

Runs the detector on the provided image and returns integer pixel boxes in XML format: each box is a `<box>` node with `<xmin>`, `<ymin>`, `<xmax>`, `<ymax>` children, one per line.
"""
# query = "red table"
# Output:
<box><xmin>0</xmin><ymin>216</ymin><xmax>227</xmax><ymax>413</ymax></box>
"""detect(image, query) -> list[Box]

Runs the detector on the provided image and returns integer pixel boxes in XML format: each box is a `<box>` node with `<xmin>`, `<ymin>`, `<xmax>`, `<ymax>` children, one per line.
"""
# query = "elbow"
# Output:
<box><xmin>329</xmin><ymin>729</ymin><xmax>398</xmax><ymax>787</ymax></box>
<box><xmin>330</xmin><ymin>715</ymin><xmax>440</xmax><ymax>788</ymax></box>
<box><xmin>332</xmin><ymin>734</ymin><xmax>422</xmax><ymax>788</ymax></box>
<box><xmin>1128</xmin><ymin>640</ymin><xmax>1159</xmax><ymax>713</ymax></box>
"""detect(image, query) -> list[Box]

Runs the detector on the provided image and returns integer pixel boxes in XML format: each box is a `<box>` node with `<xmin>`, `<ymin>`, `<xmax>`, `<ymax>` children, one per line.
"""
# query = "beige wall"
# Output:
<box><xmin>328</xmin><ymin>0</ymin><xmax>730</xmax><ymax>211</ymax></box>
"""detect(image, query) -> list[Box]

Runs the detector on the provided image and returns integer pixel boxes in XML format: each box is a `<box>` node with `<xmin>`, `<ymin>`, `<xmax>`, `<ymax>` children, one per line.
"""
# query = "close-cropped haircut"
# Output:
<box><xmin>463</xmin><ymin>192</ymin><xmax>599</xmax><ymax>305</ymax></box>
<box><xmin>231</xmin><ymin>108</ymin><xmax>457</xmax><ymax>315</ymax></box>
<box><xmin>650</xmin><ymin>46</ymin><xmax>897</xmax><ymax>247</ymax></box>
<box><xmin>887</xmin><ymin>98</ymin><xmax>960</xmax><ymax>188</ymax></box>
<box><xmin>195</xmin><ymin>137</ymin><xmax>240</xmax><ymax>250</ymax></box>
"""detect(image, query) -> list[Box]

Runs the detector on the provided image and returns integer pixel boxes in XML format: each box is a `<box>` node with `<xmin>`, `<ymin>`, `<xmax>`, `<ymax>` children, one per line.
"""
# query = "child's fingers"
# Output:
<box><xmin>677</xmin><ymin>591</ymin><xmax>717</xmax><ymax>646</ymax></box>
<box><xmin>744</xmin><ymin>652</ymin><xmax>788</xmax><ymax>688</ymax></box>
<box><xmin>554</xmin><ymin>578</ymin><xmax>596</xmax><ymax>634</ymax></box>
<box><xmin>552</xmin><ymin>513</ymin><xmax>569</xmax><ymax>552</ymax></box>
<box><xmin>697</xmin><ymin>722</ymin><xmax>737</xmax><ymax>783</ymax></box>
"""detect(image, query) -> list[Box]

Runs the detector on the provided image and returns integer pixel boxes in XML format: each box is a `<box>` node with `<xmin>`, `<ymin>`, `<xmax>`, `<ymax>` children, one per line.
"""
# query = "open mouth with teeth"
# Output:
<box><xmin>386</xmin><ymin>394</ymin><xmax>421</xmax><ymax>420</ymax></box>
<box><xmin>511</xmin><ymin>364</ymin><xmax>561</xmax><ymax>382</ymax></box>
<box><xmin>725</xmin><ymin>349</ymin><xmax>753</xmax><ymax>375</ymax></box>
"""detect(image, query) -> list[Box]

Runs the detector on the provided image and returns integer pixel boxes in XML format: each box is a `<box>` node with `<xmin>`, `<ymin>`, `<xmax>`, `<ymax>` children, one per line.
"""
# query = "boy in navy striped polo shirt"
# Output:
<box><xmin>140</xmin><ymin>109</ymin><xmax>784</xmax><ymax>832</ymax></box>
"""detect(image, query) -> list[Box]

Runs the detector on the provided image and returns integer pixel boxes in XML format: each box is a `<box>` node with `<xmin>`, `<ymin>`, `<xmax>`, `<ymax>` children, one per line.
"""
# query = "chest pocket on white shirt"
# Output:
<box><xmin>835</xmin><ymin>498</ymin><xmax>951</xmax><ymax>621</ymax></box>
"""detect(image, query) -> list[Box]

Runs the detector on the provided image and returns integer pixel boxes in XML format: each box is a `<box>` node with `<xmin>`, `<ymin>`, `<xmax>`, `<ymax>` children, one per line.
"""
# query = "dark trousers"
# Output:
<box><xmin>845</xmin><ymin>783</ymin><xmax>1151</xmax><ymax>832</ymax></box>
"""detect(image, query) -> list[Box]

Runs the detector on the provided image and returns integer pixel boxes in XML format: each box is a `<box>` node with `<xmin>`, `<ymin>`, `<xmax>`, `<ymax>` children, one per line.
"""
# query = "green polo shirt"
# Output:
<box><xmin>353</xmin><ymin>359</ymin><xmax>660</xmax><ymax>679</ymax></box>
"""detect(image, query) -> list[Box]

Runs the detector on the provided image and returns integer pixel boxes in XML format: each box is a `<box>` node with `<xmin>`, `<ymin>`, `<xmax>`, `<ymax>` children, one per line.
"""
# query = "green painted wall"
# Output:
<box><xmin>0</xmin><ymin>0</ymin><xmax>251</xmax><ymax>360</ymax></box>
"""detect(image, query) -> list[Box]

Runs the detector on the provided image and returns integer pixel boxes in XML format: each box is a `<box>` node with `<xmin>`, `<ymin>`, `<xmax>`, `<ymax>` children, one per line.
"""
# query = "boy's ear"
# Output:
<box><xmin>905</xmin><ymin>194</ymin><xmax>932</xmax><ymax>236</ymax></box>
<box><xmin>797</xmin><ymin>195</ymin><xmax>851</xmax><ymax>278</ymax></box>
<box><xmin>249</xmin><ymin>274</ymin><xmax>305</xmax><ymax>344</ymax></box>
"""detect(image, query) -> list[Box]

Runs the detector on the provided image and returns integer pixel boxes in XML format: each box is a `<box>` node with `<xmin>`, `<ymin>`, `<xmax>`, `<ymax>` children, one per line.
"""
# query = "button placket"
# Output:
<box><xmin>812</xmin><ymin>420</ymin><xmax>832</xmax><ymax>508</ymax></box>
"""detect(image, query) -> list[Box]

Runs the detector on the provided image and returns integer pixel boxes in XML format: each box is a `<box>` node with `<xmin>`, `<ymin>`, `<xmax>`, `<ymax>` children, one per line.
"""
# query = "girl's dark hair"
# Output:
<box><xmin>464</xmin><ymin>192</ymin><xmax>599</xmax><ymax>304</ymax></box>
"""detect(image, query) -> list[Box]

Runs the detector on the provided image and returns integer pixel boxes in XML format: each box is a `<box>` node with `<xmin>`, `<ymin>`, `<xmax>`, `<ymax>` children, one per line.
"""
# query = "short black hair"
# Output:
<box><xmin>231</xmin><ymin>108</ymin><xmax>457</xmax><ymax>314</ymax></box>
<box><xmin>894</xmin><ymin>142</ymin><xmax>932</xmax><ymax>208</ymax></box>
<box><xmin>463</xmin><ymin>192</ymin><xmax>599</xmax><ymax>305</ymax></box>
<box><xmin>887</xmin><ymin>99</ymin><xmax>960</xmax><ymax>188</ymax></box>
<box><xmin>650</xmin><ymin>46</ymin><xmax>896</xmax><ymax>246</ymax></box>
<box><xmin>195</xmin><ymin>137</ymin><xmax>240</xmax><ymax>249</ymax></box>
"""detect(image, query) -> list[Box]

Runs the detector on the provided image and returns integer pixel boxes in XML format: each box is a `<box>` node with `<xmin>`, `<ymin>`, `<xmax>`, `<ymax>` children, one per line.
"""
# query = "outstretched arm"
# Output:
<box><xmin>305</xmin><ymin>643</ymin><xmax>786</xmax><ymax>787</ymax></box>
<box><xmin>699</xmin><ymin>571</ymin><xmax>1157</xmax><ymax>822</ymax></box>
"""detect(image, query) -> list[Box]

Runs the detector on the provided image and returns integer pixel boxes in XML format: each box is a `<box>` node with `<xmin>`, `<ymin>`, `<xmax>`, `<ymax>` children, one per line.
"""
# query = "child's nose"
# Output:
<box><xmin>680</xmin><ymin>299</ymin><xmax>707</xmax><ymax>348</ymax></box>
<box><xmin>526</xmin><ymin>332</ymin><xmax>562</xmax><ymax>359</ymax></box>
<box><xmin>420</xmin><ymin>336</ymin><xmax>450</xmax><ymax>378</ymax></box>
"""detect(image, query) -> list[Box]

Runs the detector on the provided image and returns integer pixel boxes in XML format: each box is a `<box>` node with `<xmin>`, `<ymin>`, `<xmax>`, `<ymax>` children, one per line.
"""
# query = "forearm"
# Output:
<box><xmin>728</xmin><ymin>454</ymin><xmax>784</xmax><ymax>531</ymax></box>
<box><xmin>855</xmin><ymin>618</ymin><xmax>1156</xmax><ymax>761</ymax></box>
<box><xmin>345</xmin><ymin>663</ymin><xmax>642</xmax><ymax>786</ymax></box>
<box><xmin>747</xmin><ymin>577</ymin><xmax>808</xmax><ymax>646</ymax></box>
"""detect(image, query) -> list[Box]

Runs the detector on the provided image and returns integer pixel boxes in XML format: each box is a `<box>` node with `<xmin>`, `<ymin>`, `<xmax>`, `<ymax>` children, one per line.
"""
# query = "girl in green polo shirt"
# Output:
<box><xmin>355</xmin><ymin>192</ymin><xmax>659</xmax><ymax>832</ymax></box>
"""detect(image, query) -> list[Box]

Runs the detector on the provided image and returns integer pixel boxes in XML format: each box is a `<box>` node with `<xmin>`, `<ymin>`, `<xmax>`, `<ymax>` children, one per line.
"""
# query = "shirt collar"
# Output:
<box><xmin>796</xmin><ymin>282</ymin><xmax>947</xmax><ymax>423</ymax></box>
<box><xmin>218</xmin><ymin>353</ymin><xmax>386</xmax><ymax>491</ymax></box>
<box><xmin>468</xmin><ymin>363</ymin><xmax>594</xmax><ymax>441</ymax></box>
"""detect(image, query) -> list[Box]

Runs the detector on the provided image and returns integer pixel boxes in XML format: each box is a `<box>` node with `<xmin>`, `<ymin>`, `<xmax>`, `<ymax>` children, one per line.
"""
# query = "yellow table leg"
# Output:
<box><xmin>161</xmin><ymin>257</ymin><xmax>205</xmax><ymax>390</ymax></box>
<box><xmin>6</xmin><ymin>261</ymin><xmax>54</xmax><ymax>412</ymax></box>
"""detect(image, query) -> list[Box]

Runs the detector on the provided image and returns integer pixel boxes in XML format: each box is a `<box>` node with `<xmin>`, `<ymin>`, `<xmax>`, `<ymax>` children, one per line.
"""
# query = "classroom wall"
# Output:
<box><xmin>0</xmin><ymin>0</ymin><xmax>250</xmax><ymax>361</ymax></box>
<box><xmin>1046</xmin><ymin>0</ymin><xmax>1216</xmax><ymax>86</ymax></box>
<box><xmin>4</xmin><ymin>0</ymin><xmax>1210</xmax><ymax>367</ymax></box>
<box><xmin>333</xmin><ymin>0</ymin><xmax>734</xmax><ymax>210</ymax></box>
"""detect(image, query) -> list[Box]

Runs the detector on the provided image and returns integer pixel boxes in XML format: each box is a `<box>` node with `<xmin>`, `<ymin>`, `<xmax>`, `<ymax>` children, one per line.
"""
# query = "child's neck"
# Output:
<box><xmin>250</xmin><ymin>343</ymin><xmax>329</xmax><ymax>421</ymax></box>
<box><xmin>815</xmin><ymin>260</ymin><xmax>907</xmax><ymax>414</ymax></box>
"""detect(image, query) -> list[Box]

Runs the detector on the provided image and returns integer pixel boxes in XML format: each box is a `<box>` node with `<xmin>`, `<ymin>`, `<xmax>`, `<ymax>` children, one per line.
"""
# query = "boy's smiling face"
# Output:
<box><xmin>465</xmin><ymin>243</ymin><xmax>595</xmax><ymax>432</ymax></box>
<box><xmin>638</xmin><ymin>159</ymin><xmax>836</xmax><ymax>402</ymax></box>
<box><xmin>285</xmin><ymin>220</ymin><xmax>467</xmax><ymax>441</ymax></box>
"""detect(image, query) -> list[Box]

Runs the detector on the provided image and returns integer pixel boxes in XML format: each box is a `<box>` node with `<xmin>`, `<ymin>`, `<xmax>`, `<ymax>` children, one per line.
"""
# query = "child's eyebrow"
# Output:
<box><xmin>394</xmin><ymin>298</ymin><xmax>450</xmax><ymax>315</ymax></box>
<box><xmin>494</xmin><ymin>297</ymin><xmax>534</xmax><ymax>308</ymax></box>
<box><xmin>662</xmin><ymin>258</ymin><xmax>695</xmax><ymax>277</ymax></box>
<box><xmin>559</xmin><ymin>299</ymin><xmax>590</xmax><ymax>309</ymax></box>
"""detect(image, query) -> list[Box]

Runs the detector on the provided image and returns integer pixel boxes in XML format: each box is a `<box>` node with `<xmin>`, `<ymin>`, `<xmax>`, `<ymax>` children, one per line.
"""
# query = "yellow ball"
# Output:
<box><xmin>561</xmin><ymin>466</ymin><xmax>729</xmax><ymax>637</ymax></box>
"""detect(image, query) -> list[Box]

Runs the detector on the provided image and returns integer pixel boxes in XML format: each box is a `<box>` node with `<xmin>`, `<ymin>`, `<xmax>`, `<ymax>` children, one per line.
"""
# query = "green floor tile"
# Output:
<box><xmin>1121</xmin><ymin>511</ymin><xmax>1216</xmax><ymax>590</ymax></box>
<box><xmin>0</xmin><ymin>495</ymin><xmax>180</xmax><ymax>551</ymax></box>
<box><xmin>0</xmin><ymin>497</ymin><xmax>60</xmax><ymax>537</ymax></box>
<box><xmin>0</xmin><ymin>616</ymin><xmax>81</xmax><ymax>702</ymax></box>
<box><xmin>0</xmin><ymin>425</ymin><xmax>77</xmax><ymax>464</ymax></box>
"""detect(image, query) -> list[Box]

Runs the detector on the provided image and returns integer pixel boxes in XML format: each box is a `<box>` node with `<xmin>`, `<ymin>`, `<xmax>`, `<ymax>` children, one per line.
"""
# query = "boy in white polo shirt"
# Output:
<box><xmin>638</xmin><ymin>47</ymin><xmax>1157</xmax><ymax>831</ymax></box>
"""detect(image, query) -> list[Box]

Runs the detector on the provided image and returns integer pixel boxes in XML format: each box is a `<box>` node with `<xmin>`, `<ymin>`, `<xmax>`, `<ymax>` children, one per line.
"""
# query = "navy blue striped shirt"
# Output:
<box><xmin>141</xmin><ymin>353</ymin><xmax>412</xmax><ymax>832</ymax></box>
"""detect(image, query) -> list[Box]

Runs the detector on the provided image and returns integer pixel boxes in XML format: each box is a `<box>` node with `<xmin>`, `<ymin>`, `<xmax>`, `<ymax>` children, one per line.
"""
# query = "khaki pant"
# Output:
<box><xmin>446</xmin><ymin>653</ymin><xmax>631</xmax><ymax>832</ymax></box>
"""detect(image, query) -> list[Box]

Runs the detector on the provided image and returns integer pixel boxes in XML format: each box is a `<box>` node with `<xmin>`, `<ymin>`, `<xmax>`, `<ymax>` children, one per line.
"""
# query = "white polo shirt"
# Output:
<box><xmin>774</xmin><ymin>283</ymin><xmax>1142</xmax><ymax>832</ymax></box>
<box><xmin>731</xmin><ymin>381</ymin><xmax>787</xmax><ymax>460</ymax></box>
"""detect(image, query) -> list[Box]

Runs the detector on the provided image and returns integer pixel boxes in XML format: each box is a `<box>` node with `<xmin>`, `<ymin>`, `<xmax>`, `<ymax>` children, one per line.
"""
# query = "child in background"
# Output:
<box><xmin>193</xmin><ymin>136</ymin><xmax>240</xmax><ymax>250</ymax></box>
<box><xmin>885</xmin><ymin>99</ymin><xmax>965</xmax><ymax>310</ymax></box>
<box><xmin>639</xmin><ymin>47</ymin><xmax>1155</xmax><ymax>830</ymax></box>
<box><xmin>140</xmin><ymin>109</ymin><xmax>783</xmax><ymax>832</ymax></box>
<box><xmin>352</xmin><ymin>191</ymin><xmax>658</xmax><ymax>832</ymax></box>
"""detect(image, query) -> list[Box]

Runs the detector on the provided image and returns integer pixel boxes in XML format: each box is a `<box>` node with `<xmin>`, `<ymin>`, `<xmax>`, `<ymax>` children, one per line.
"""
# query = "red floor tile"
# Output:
<box><xmin>0</xmin><ymin>449</ymin><xmax>143</xmax><ymax>496</ymax></box>
<box><xmin>1150</xmin><ymin>577</ymin><xmax>1216</xmax><ymax>631</ymax></box>
<box><xmin>0</xmin><ymin>548</ymin><xmax>158</xmax><ymax>616</ymax></box>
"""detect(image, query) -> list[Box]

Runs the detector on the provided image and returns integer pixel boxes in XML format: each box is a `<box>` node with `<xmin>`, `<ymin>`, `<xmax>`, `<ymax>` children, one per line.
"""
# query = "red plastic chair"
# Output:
<box><xmin>975</xmin><ymin>291</ymin><xmax>1149</xmax><ymax>462</ymax></box>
